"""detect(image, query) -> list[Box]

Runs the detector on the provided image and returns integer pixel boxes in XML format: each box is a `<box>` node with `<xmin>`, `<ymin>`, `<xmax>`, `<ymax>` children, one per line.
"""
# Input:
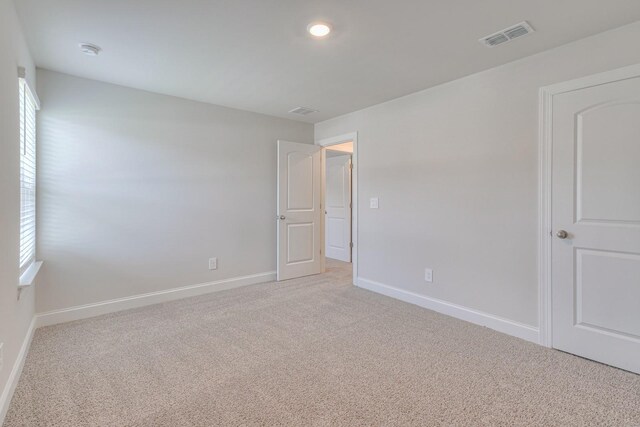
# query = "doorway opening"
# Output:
<box><xmin>318</xmin><ymin>132</ymin><xmax>358</xmax><ymax>283</ymax></box>
<box><xmin>324</xmin><ymin>142</ymin><xmax>353</xmax><ymax>263</ymax></box>
<box><xmin>275</xmin><ymin>133</ymin><xmax>358</xmax><ymax>283</ymax></box>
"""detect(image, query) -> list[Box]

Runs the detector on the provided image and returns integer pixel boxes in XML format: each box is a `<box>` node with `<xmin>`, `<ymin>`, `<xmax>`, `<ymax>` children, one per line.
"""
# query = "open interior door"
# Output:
<box><xmin>277</xmin><ymin>140</ymin><xmax>322</xmax><ymax>281</ymax></box>
<box><xmin>325</xmin><ymin>155</ymin><xmax>352</xmax><ymax>262</ymax></box>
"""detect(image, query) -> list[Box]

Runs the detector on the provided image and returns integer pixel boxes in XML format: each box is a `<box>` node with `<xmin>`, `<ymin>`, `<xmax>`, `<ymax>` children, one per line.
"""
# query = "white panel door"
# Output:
<box><xmin>551</xmin><ymin>75</ymin><xmax>640</xmax><ymax>373</ymax></box>
<box><xmin>277</xmin><ymin>140</ymin><xmax>322</xmax><ymax>281</ymax></box>
<box><xmin>325</xmin><ymin>155</ymin><xmax>352</xmax><ymax>262</ymax></box>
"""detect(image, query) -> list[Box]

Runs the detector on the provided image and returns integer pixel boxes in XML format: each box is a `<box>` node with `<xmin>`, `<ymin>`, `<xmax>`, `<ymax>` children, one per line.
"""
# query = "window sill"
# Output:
<box><xmin>19</xmin><ymin>260</ymin><xmax>43</xmax><ymax>288</ymax></box>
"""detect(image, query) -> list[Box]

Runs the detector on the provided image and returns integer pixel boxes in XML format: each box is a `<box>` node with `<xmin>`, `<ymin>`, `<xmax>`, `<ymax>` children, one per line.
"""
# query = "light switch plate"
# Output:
<box><xmin>209</xmin><ymin>257</ymin><xmax>218</xmax><ymax>270</ymax></box>
<box><xmin>370</xmin><ymin>197</ymin><xmax>379</xmax><ymax>209</ymax></box>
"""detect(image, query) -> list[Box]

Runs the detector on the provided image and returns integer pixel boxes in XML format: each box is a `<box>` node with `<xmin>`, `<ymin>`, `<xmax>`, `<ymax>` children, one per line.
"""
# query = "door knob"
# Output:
<box><xmin>556</xmin><ymin>230</ymin><xmax>569</xmax><ymax>239</ymax></box>
<box><xmin>278</xmin><ymin>215</ymin><xmax>286</xmax><ymax>220</ymax></box>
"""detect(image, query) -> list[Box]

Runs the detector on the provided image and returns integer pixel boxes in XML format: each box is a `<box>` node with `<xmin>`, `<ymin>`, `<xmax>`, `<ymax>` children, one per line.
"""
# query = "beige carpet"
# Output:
<box><xmin>5</xmin><ymin>260</ymin><xmax>640</xmax><ymax>426</ymax></box>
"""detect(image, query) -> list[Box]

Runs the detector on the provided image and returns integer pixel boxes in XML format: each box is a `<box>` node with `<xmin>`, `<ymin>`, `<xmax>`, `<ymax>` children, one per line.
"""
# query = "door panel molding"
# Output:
<box><xmin>286</xmin><ymin>152</ymin><xmax>315</xmax><ymax>211</ymax></box>
<box><xmin>574</xmin><ymin>247</ymin><xmax>640</xmax><ymax>340</ymax></box>
<box><xmin>575</xmin><ymin>102</ymin><xmax>640</xmax><ymax>225</ymax></box>
<box><xmin>538</xmin><ymin>62</ymin><xmax>640</xmax><ymax>349</ymax></box>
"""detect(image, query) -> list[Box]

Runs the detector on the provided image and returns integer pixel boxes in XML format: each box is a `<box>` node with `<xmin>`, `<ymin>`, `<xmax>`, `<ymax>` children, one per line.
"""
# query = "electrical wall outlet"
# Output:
<box><xmin>424</xmin><ymin>268</ymin><xmax>433</xmax><ymax>283</ymax></box>
<box><xmin>209</xmin><ymin>257</ymin><xmax>217</xmax><ymax>270</ymax></box>
<box><xmin>370</xmin><ymin>197</ymin><xmax>379</xmax><ymax>209</ymax></box>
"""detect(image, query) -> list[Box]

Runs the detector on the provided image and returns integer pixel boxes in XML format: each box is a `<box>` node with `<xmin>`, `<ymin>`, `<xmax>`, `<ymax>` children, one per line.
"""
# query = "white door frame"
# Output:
<box><xmin>538</xmin><ymin>63</ymin><xmax>640</xmax><ymax>347</ymax></box>
<box><xmin>317</xmin><ymin>132</ymin><xmax>358</xmax><ymax>282</ymax></box>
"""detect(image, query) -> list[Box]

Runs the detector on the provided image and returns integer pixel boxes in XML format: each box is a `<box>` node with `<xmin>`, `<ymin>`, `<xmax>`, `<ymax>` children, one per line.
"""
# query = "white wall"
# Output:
<box><xmin>35</xmin><ymin>70</ymin><xmax>313</xmax><ymax>313</ymax></box>
<box><xmin>0</xmin><ymin>0</ymin><xmax>37</xmax><ymax>420</ymax></box>
<box><xmin>315</xmin><ymin>21</ymin><xmax>640</xmax><ymax>328</ymax></box>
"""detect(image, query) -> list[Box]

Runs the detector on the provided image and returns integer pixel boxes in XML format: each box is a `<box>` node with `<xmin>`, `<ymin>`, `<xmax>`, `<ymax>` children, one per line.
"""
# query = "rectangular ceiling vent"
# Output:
<box><xmin>479</xmin><ymin>21</ymin><xmax>535</xmax><ymax>48</ymax></box>
<box><xmin>288</xmin><ymin>106</ymin><xmax>318</xmax><ymax>115</ymax></box>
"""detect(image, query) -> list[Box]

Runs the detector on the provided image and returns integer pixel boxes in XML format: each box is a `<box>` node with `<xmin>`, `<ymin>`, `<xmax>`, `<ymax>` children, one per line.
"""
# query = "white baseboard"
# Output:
<box><xmin>0</xmin><ymin>316</ymin><xmax>36</xmax><ymax>425</ymax></box>
<box><xmin>356</xmin><ymin>277</ymin><xmax>540</xmax><ymax>344</ymax></box>
<box><xmin>36</xmin><ymin>271</ymin><xmax>276</xmax><ymax>328</ymax></box>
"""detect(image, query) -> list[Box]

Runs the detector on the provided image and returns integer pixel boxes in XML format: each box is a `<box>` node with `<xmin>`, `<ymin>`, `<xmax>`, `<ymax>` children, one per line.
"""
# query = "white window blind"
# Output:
<box><xmin>19</xmin><ymin>78</ymin><xmax>38</xmax><ymax>271</ymax></box>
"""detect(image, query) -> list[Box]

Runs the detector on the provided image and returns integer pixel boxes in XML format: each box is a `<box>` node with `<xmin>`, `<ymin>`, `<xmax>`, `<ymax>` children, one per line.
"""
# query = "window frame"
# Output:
<box><xmin>18</xmin><ymin>70</ymin><xmax>40</xmax><ymax>279</ymax></box>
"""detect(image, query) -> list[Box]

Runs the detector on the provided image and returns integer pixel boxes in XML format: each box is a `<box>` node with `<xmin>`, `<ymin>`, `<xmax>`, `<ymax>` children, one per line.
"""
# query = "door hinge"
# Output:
<box><xmin>349</xmin><ymin>163</ymin><xmax>354</xmax><ymax>170</ymax></box>
<box><xmin>349</xmin><ymin>242</ymin><xmax>354</xmax><ymax>248</ymax></box>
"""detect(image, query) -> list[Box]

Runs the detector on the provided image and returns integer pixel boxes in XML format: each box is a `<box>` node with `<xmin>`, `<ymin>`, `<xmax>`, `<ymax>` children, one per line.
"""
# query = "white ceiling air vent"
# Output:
<box><xmin>288</xmin><ymin>106</ymin><xmax>318</xmax><ymax>115</ymax></box>
<box><xmin>484</xmin><ymin>33</ymin><xmax>509</xmax><ymax>47</ymax></box>
<box><xmin>79</xmin><ymin>43</ymin><xmax>102</xmax><ymax>56</ymax></box>
<box><xmin>479</xmin><ymin>21</ymin><xmax>535</xmax><ymax>48</ymax></box>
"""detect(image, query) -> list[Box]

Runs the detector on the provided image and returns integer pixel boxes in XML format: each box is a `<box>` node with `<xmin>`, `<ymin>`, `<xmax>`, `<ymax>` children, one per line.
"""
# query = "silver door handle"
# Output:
<box><xmin>556</xmin><ymin>230</ymin><xmax>568</xmax><ymax>239</ymax></box>
<box><xmin>278</xmin><ymin>215</ymin><xmax>286</xmax><ymax>220</ymax></box>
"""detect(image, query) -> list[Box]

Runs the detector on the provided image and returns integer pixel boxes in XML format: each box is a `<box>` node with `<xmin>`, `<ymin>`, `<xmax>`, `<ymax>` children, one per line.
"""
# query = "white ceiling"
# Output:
<box><xmin>15</xmin><ymin>0</ymin><xmax>640</xmax><ymax>123</ymax></box>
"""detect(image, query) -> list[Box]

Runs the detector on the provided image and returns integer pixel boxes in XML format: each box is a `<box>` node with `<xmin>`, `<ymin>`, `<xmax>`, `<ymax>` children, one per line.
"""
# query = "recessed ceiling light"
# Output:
<box><xmin>307</xmin><ymin>22</ymin><xmax>331</xmax><ymax>38</ymax></box>
<box><xmin>79</xmin><ymin>43</ymin><xmax>101</xmax><ymax>56</ymax></box>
